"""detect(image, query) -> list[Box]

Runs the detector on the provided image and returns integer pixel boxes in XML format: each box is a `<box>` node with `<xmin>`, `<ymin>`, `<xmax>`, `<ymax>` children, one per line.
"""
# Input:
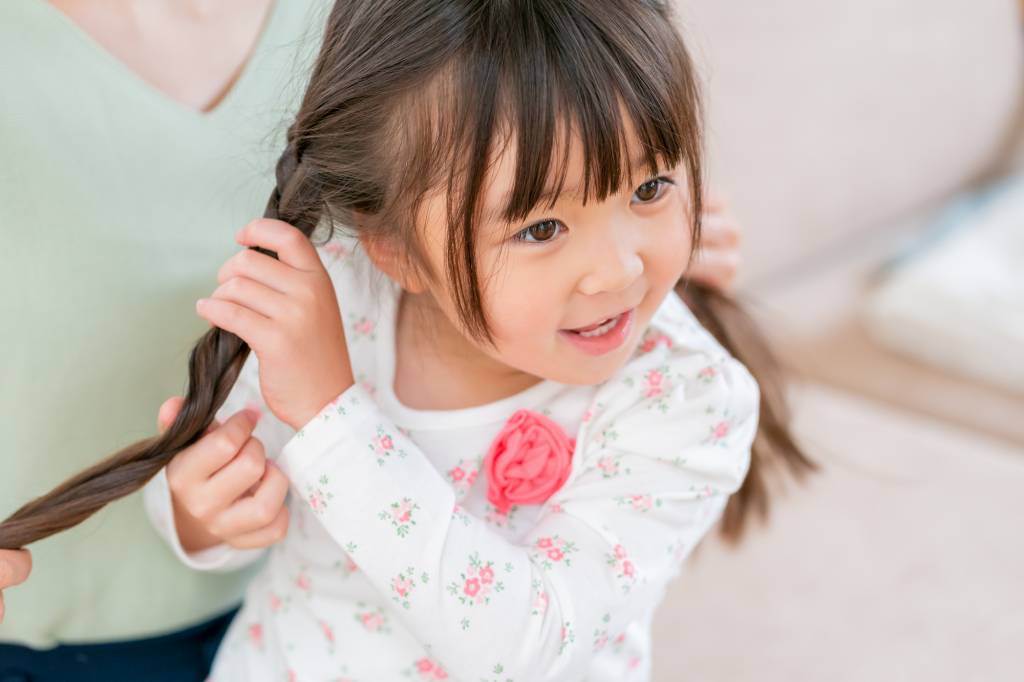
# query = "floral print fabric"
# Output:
<box><xmin>142</xmin><ymin>235</ymin><xmax>759</xmax><ymax>681</ymax></box>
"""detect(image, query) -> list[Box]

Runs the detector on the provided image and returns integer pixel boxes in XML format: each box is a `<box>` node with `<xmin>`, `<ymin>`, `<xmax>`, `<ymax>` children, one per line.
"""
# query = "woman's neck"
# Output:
<box><xmin>392</xmin><ymin>290</ymin><xmax>543</xmax><ymax>411</ymax></box>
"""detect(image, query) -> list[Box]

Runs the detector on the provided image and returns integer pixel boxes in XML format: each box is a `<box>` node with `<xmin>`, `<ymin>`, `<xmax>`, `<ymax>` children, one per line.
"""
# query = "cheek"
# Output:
<box><xmin>477</xmin><ymin>257</ymin><xmax>567</xmax><ymax>351</ymax></box>
<box><xmin>649</xmin><ymin>208</ymin><xmax>694</xmax><ymax>284</ymax></box>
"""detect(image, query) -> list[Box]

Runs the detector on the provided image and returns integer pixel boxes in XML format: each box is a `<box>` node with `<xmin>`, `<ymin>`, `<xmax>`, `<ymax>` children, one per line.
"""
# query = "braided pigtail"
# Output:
<box><xmin>678</xmin><ymin>282</ymin><xmax>819</xmax><ymax>543</ymax></box>
<box><xmin>0</xmin><ymin>138</ymin><xmax>321</xmax><ymax>550</ymax></box>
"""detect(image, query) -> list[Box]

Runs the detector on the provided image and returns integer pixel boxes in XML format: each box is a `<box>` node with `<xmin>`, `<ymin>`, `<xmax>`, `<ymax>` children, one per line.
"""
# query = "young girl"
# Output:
<box><xmin>0</xmin><ymin>0</ymin><xmax>813</xmax><ymax>679</ymax></box>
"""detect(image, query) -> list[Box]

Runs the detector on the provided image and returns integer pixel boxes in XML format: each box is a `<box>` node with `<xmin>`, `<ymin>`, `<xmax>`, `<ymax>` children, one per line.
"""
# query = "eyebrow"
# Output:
<box><xmin>481</xmin><ymin>149</ymin><xmax>666</xmax><ymax>227</ymax></box>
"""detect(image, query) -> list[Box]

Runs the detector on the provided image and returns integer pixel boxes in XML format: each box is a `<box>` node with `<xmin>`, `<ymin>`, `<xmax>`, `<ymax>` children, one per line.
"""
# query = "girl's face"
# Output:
<box><xmin>401</xmin><ymin>131</ymin><xmax>694</xmax><ymax>388</ymax></box>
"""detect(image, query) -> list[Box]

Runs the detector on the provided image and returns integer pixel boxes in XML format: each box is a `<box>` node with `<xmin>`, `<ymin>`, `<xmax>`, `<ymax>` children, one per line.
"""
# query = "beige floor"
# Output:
<box><xmin>651</xmin><ymin>381</ymin><xmax>1023</xmax><ymax>682</ymax></box>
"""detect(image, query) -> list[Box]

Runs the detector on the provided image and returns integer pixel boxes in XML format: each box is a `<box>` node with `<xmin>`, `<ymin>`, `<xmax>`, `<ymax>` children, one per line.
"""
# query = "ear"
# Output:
<box><xmin>361</xmin><ymin>234</ymin><xmax>429</xmax><ymax>294</ymax></box>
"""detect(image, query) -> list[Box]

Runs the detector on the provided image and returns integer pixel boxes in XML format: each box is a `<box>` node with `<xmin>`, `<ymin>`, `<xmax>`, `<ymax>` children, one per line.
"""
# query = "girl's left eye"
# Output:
<box><xmin>512</xmin><ymin>219</ymin><xmax>564</xmax><ymax>244</ymax></box>
<box><xmin>632</xmin><ymin>176</ymin><xmax>674</xmax><ymax>204</ymax></box>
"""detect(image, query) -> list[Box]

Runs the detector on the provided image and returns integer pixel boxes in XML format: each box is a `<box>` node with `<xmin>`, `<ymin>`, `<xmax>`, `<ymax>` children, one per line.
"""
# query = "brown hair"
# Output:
<box><xmin>0</xmin><ymin>0</ymin><xmax>815</xmax><ymax>551</ymax></box>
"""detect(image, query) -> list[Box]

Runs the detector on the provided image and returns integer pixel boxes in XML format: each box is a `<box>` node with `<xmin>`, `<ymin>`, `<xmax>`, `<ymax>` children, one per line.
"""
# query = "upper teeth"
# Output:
<box><xmin>578</xmin><ymin>316</ymin><xmax>618</xmax><ymax>337</ymax></box>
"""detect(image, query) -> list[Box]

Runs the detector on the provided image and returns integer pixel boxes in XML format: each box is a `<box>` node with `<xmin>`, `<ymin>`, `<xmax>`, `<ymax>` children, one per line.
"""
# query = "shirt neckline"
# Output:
<box><xmin>373</xmin><ymin>277</ymin><xmax>567</xmax><ymax>431</ymax></box>
<box><xmin>28</xmin><ymin>0</ymin><xmax>283</xmax><ymax>121</ymax></box>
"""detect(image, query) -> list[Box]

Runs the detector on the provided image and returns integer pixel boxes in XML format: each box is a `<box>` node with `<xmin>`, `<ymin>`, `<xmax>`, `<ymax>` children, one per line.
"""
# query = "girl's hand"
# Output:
<box><xmin>688</xmin><ymin>191</ymin><xmax>743</xmax><ymax>292</ymax></box>
<box><xmin>159</xmin><ymin>396</ymin><xmax>290</xmax><ymax>552</ymax></box>
<box><xmin>0</xmin><ymin>548</ymin><xmax>31</xmax><ymax>624</ymax></box>
<box><xmin>196</xmin><ymin>219</ymin><xmax>355</xmax><ymax>431</ymax></box>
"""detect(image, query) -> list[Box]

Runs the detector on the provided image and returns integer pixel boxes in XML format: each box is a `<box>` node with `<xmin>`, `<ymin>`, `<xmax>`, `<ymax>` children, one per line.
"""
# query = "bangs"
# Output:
<box><xmin>380</xmin><ymin>0</ymin><xmax>704</xmax><ymax>342</ymax></box>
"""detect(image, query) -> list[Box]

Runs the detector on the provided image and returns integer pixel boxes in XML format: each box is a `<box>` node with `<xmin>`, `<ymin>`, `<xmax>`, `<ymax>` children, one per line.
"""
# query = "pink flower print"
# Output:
<box><xmin>247</xmin><ymin>623</ymin><xmax>263</xmax><ymax>649</ymax></box>
<box><xmin>531</xmin><ymin>535</ymin><xmax>579</xmax><ymax>569</ymax></box>
<box><xmin>607</xmin><ymin>545</ymin><xmax>638</xmax><ymax>592</ymax></box>
<box><xmin>639</xmin><ymin>332</ymin><xmax>673</xmax><ymax>354</ymax></box>
<box><xmin>712</xmin><ymin>421</ymin><xmax>730</xmax><ymax>440</ymax></box>
<box><xmin>319</xmin><ymin>620</ymin><xmax>335</xmax><ymax>644</ymax></box>
<box><xmin>323</xmin><ymin>241</ymin><xmax>349</xmax><ymax>260</ymax></box>
<box><xmin>412</xmin><ymin>658</ymin><xmax>449</xmax><ymax>680</ymax></box>
<box><xmin>698</xmin><ymin>365</ymin><xmax>717</xmax><ymax>382</ymax></box>
<box><xmin>391</xmin><ymin>569</ymin><xmax>419</xmax><ymax>609</ymax></box>
<box><xmin>287</xmin><ymin>670</ymin><xmax>297</xmax><ymax>682</ymax></box>
<box><xmin>479</xmin><ymin>565</ymin><xmax>494</xmax><ymax>585</ymax></box>
<box><xmin>353</xmin><ymin>317</ymin><xmax>375</xmax><ymax>337</ymax></box>
<box><xmin>343</xmin><ymin>555</ymin><xmax>359</xmax><ymax>575</ymax></box>
<box><xmin>359</xmin><ymin>611</ymin><xmax>385</xmax><ymax>632</ymax></box>
<box><xmin>550</xmin><ymin>502</ymin><xmax>563</xmax><ymax>513</ymax></box>
<box><xmin>450</xmin><ymin>466</ymin><xmax>466</xmax><ymax>482</ymax></box>
<box><xmin>369</xmin><ymin>426</ymin><xmax>406</xmax><ymax>464</ymax></box>
<box><xmin>630</xmin><ymin>494</ymin><xmax>652</xmax><ymax>511</ymax></box>
<box><xmin>644</xmin><ymin>369</ymin><xmax>665</xmax><ymax>398</ymax></box>
<box><xmin>380</xmin><ymin>497</ymin><xmax>419</xmax><ymax>537</ymax></box>
<box><xmin>581</xmin><ymin>408</ymin><xmax>593</xmax><ymax>423</ymax></box>
<box><xmin>295</xmin><ymin>572</ymin><xmax>311</xmax><ymax>592</ymax></box>
<box><xmin>597</xmin><ymin>456</ymin><xmax>620</xmax><ymax>478</ymax></box>
<box><xmin>306</xmin><ymin>474</ymin><xmax>333</xmax><ymax>514</ymax></box>
<box><xmin>268</xmin><ymin>592</ymin><xmax>282</xmax><ymax>612</ymax></box>
<box><xmin>393</xmin><ymin>576</ymin><xmax>412</xmax><ymax>598</ymax></box>
<box><xmin>448</xmin><ymin>552</ymin><xmax>503</xmax><ymax>606</ymax></box>
<box><xmin>485</xmin><ymin>505</ymin><xmax>512</xmax><ymax>528</ymax></box>
<box><xmin>533</xmin><ymin>590</ymin><xmax>550</xmax><ymax>616</ymax></box>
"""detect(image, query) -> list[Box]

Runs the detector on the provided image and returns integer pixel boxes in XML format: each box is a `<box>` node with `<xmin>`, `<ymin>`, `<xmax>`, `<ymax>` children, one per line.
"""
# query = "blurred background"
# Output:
<box><xmin>653</xmin><ymin>1</ymin><xmax>1023</xmax><ymax>679</ymax></box>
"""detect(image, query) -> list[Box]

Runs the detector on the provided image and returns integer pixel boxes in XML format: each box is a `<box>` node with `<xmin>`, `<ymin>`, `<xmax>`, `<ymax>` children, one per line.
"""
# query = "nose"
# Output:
<box><xmin>577</xmin><ymin>220</ymin><xmax>644</xmax><ymax>296</ymax></box>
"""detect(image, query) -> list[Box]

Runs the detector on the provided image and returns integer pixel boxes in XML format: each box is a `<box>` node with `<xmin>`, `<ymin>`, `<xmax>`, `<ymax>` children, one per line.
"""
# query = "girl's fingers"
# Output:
<box><xmin>235</xmin><ymin>218</ymin><xmax>321</xmax><ymax>272</ymax></box>
<box><xmin>225</xmin><ymin>505</ymin><xmax>290</xmax><ymax>550</ymax></box>
<box><xmin>195</xmin><ymin>296</ymin><xmax>273</xmax><ymax>349</ymax></box>
<box><xmin>215</xmin><ymin>461</ymin><xmax>289</xmax><ymax>538</ymax></box>
<box><xmin>204</xmin><ymin>437</ymin><xmax>268</xmax><ymax>509</ymax></box>
<box><xmin>168</xmin><ymin>411</ymin><xmax>258</xmax><ymax>492</ymax></box>
<box><xmin>209</xmin><ymin>275</ymin><xmax>291</xmax><ymax>321</ymax></box>
<box><xmin>217</xmin><ymin>248</ymin><xmax>296</xmax><ymax>294</ymax></box>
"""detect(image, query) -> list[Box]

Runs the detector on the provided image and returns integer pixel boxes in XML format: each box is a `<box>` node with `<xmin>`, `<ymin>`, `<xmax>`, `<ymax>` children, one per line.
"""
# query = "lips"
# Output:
<box><xmin>565</xmin><ymin>308</ymin><xmax>633</xmax><ymax>333</ymax></box>
<box><xmin>559</xmin><ymin>308</ymin><xmax>636</xmax><ymax>355</ymax></box>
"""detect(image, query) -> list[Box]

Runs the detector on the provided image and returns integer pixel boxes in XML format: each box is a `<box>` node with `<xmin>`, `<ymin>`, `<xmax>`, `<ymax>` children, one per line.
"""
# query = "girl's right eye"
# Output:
<box><xmin>512</xmin><ymin>219</ymin><xmax>564</xmax><ymax>244</ymax></box>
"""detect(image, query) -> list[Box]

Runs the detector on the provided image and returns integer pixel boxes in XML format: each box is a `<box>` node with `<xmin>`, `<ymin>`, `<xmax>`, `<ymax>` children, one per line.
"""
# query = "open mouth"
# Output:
<box><xmin>560</xmin><ymin>308</ymin><xmax>636</xmax><ymax>355</ymax></box>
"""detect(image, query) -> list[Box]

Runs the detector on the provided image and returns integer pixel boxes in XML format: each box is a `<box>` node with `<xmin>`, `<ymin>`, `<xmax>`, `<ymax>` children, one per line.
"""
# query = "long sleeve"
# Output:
<box><xmin>276</xmin><ymin>335</ymin><xmax>759</xmax><ymax>681</ymax></box>
<box><xmin>142</xmin><ymin>350</ymin><xmax>295</xmax><ymax>573</ymax></box>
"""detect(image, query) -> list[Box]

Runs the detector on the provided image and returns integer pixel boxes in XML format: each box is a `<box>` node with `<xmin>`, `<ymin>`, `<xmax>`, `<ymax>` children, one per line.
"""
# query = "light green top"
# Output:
<box><xmin>0</xmin><ymin>0</ymin><xmax>329</xmax><ymax>647</ymax></box>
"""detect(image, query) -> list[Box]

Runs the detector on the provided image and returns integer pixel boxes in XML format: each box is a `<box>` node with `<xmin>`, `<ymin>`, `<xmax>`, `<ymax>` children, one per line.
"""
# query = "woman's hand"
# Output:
<box><xmin>688</xmin><ymin>191</ymin><xmax>743</xmax><ymax>292</ymax></box>
<box><xmin>0</xmin><ymin>548</ymin><xmax>32</xmax><ymax>624</ymax></box>
<box><xmin>196</xmin><ymin>219</ymin><xmax>354</xmax><ymax>431</ymax></box>
<box><xmin>159</xmin><ymin>397</ymin><xmax>290</xmax><ymax>553</ymax></box>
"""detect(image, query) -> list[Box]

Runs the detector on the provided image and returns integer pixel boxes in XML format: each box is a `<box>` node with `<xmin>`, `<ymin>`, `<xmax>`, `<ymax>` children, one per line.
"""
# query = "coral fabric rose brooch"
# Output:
<box><xmin>484</xmin><ymin>409</ymin><xmax>576</xmax><ymax>513</ymax></box>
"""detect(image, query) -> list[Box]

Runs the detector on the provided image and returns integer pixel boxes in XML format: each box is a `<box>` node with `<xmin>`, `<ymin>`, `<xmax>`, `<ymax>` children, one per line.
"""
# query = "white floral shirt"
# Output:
<box><xmin>143</xmin><ymin>231</ymin><xmax>759</xmax><ymax>682</ymax></box>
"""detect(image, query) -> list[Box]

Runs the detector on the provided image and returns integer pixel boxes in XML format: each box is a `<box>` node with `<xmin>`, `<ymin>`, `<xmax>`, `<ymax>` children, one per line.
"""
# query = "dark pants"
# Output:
<box><xmin>0</xmin><ymin>606</ymin><xmax>239</xmax><ymax>682</ymax></box>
